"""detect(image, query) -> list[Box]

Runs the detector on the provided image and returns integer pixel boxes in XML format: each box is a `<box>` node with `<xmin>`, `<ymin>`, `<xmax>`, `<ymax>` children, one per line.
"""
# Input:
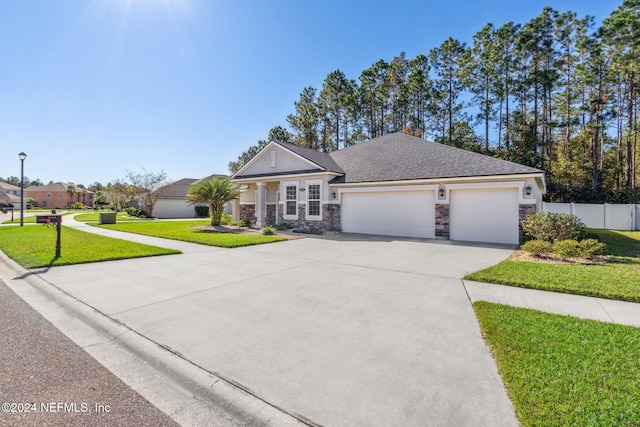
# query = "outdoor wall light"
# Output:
<box><xmin>332</xmin><ymin>191</ymin><xmax>337</xmax><ymax>199</ymax></box>
<box><xmin>524</xmin><ymin>185</ymin><xmax>532</xmax><ymax>196</ymax></box>
<box><xmin>438</xmin><ymin>186</ymin><xmax>445</xmax><ymax>199</ymax></box>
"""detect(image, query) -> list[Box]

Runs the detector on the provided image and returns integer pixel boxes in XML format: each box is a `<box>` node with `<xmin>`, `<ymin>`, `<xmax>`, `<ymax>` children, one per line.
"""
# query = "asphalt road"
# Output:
<box><xmin>0</xmin><ymin>279</ymin><xmax>179</xmax><ymax>427</ymax></box>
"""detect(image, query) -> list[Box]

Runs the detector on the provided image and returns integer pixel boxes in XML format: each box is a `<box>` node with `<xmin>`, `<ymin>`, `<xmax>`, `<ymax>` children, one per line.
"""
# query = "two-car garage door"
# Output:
<box><xmin>341</xmin><ymin>187</ymin><xmax>521</xmax><ymax>245</ymax></box>
<box><xmin>341</xmin><ymin>191</ymin><xmax>435</xmax><ymax>238</ymax></box>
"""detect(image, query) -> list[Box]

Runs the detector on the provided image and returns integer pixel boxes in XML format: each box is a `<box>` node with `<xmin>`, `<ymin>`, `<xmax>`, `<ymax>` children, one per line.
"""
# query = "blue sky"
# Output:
<box><xmin>0</xmin><ymin>0</ymin><xmax>622</xmax><ymax>186</ymax></box>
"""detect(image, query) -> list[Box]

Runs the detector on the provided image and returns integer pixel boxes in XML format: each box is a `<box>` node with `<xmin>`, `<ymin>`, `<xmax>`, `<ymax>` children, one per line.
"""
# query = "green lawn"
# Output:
<box><xmin>73</xmin><ymin>211</ymin><xmax>143</xmax><ymax>222</ymax></box>
<box><xmin>2</xmin><ymin>212</ymin><xmax>74</xmax><ymax>224</ymax></box>
<box><xmin>475</xmin><ymin>302</ymin><xmax>640</xmax><ymax>426</ymax></box>
<box><xmin>95</xmin><ymin>220</ymin><xmax>289</xmax><ymax>248</ymax></box>
<box><xmin>465</xmin><ymin>230</ymin><xmax>640</xmax><ymax>302</ymax></box>
<box><xmin>0</xmin><ymin>225</ymin><xmax>180</xmax><ymax>269</ymax></box>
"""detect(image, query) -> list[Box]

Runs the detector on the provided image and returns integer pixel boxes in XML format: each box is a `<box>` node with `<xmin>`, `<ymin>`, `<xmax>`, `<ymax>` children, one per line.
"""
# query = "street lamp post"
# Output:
<box><xmin>19</xmin><ymin>152</ymin><xmax>26</xmax><ymax>226</ymax></box>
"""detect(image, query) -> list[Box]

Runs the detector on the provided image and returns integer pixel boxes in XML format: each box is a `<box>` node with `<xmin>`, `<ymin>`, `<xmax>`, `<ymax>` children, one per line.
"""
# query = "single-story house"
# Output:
<box><xmin>0</xmin><ymin>182</ymin><xmax>22</xmax><ymax>211</ymax></box>
<box><xmin>0</xmin><ymin>192</ymin><xmax>18</xmax><ymax>212</ymax></box>
<box><xmin>152</xmin><ymin>175</ymin><xmax>229</xmax><ymax>219</ymax></box>
<box><xmin>232</xmin><ymin>132</ymin><xmax>546</xmax><ymax>245</ymax></box>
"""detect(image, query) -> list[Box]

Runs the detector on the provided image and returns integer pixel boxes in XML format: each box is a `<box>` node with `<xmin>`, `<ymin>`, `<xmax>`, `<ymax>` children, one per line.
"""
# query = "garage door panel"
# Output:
<box><xmin>342</xmin><ymin>191</ymin><xmax>435</xmax><ymax>238</ymax></box>
<box><xmin>449</xmin><ymin>189</ymin><xmax>519</xmax><ymax>245</ymax></box>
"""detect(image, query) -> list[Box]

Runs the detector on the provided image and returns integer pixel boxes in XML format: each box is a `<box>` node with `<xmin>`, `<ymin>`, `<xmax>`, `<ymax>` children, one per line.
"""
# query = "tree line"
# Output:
<box><xmin>230</xmin><ymin>0</ymin><xmax>639</xmax><ymax>203</ymax></box>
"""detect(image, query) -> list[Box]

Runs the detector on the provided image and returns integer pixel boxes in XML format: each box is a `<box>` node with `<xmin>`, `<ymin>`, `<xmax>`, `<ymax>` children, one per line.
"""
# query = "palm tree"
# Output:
<box><xmin>66</xmin><ymin>183</ymin><xmax>76</xmax><ymax>210</ymax></box>
<box><xmin>186</xmin><ymin>177</ymin><xmax>239</xmax><ymax>226</ymax></box>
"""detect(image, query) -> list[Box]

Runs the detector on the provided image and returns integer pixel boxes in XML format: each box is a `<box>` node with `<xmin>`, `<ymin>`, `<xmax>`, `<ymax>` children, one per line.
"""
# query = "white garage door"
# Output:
<box><xmin>153</xmin><ymin>199</ymin><xmax>196</xmax><ymax>219</ymax></box>
<box><xmin>449</xmin><ymin>189</ymin><xmax>519</xmax><ymax>244</ymax></box>
<box><xmin>342</xmin><ymin>191</ymin><xmax>435</xmax><ymax>238</ymax></box>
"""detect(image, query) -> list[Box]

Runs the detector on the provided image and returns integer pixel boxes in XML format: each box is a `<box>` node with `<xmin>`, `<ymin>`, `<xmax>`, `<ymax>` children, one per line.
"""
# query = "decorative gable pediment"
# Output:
<box><xmin>233</xmin><ymin>142</ymin><xmax>325</xmax><ymax>178</ymax></box>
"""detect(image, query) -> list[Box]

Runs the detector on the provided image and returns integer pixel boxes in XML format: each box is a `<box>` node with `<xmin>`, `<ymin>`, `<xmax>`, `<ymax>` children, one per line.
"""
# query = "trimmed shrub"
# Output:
<box><xmin>579</xmin><ymin>238</ymin><xmax>606</xmax><ymax>259</ymax></box>
<box><xmin>521</xmin><ymin>240</ymin><xmax>553</xmax><ymax>257</ymax></box>
<box><xmin>521</xmin><ymin>212</ymin><xmax>587</xmax><ymax>243</ymax></box>
<box><xmin>261</xmin><ymin>225</ymin><xmax>277</xmax><ymax>235</ymax></box>
<box><xmin>240</xmin><ymin>219</ymin><xmax>255</xmax><ymax>228</ymax></box>
<box><xmin>125</xmin><ymin>206</ymin><xmax>148</xmax><ymax>218</ymax></box>
<box><xmin>71</xmin><ymin>201</ymin><xmax>84</xmax><ymax>209</ymax></box>
<box><xmin>220</xmin><ymin>214</ymin><xmax>233</xmax><ymax>225</ymax></box>
<box><xmin>552</xmin><ymin>239</ymin><xmax>582</xmax><ymax>259</ymax></box>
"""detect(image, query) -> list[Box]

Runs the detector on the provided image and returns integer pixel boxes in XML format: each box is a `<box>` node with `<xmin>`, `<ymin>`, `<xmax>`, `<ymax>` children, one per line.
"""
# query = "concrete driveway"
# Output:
<box><xmin>16</xmin><ymin>229</ymin><xmax>517</xmax><ymax>426</ymax></box>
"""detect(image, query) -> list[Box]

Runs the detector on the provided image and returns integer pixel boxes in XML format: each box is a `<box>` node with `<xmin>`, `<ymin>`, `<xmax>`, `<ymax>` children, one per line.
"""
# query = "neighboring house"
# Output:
<box><xmin>152</xmin><ymin>175</ymin><xmax>228</xmax><ymax>219</ymax></box>
<box><xmin>0</xmin><ymin>192</ymin><xmax>19</xmax><ymax>211</ymax></box>
<box><xmin>232</xmin><ymin>132</ymin><xmax>546</xmax><ymax>245</ymax></box>
<box><xmin>0</xmin><ymin>182</ymin><xmax>25</xmax><ymax>210</ymax></box>
<box><xmin>26</xmin><ymin>182</ymin><xmax>95</xmax><ymax>209</ymax></box>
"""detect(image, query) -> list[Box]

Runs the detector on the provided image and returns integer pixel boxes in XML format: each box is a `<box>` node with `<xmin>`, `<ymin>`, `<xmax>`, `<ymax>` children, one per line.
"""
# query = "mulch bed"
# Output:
<box><xmin>510</xmin><ymin>250</ymin><xmax>611</xmax><ymax>265</ymax></box>
<box><xmin>191</xmin><ymin>224</ymin><xmax>302</xmax><ymax>239</ymax></box>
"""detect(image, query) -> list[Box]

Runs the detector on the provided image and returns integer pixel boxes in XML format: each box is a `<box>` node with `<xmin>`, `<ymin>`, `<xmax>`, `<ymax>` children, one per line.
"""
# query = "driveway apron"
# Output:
<box><xmin>30</xmin><ymin>231</ymin><xmax>517</xmax><ymax>426</ymax></box>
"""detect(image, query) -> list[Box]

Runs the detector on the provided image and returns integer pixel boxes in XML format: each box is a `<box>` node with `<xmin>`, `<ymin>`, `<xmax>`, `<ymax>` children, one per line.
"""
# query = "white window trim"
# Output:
<box><xmin>305</xmin><ymin>180</ymin><xmax>322</xmax><ymax>220</ymax></box>
<box><xmin>282</xmin><ymin>180</ymin><xmax>299</xmax><ymax>220</ymax></box>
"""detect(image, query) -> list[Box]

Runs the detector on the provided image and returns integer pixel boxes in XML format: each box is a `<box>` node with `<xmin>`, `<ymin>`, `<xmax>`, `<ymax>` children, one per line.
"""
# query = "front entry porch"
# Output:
<box><xmin>236</xmin><ymin>180</ymin><xmax>340</xmax><ymax>231</ymax></box>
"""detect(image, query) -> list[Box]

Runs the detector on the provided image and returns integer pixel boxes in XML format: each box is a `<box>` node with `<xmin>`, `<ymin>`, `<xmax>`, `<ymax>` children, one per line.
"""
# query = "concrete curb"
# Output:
<box><xmin>0</xmin><ymin>251</ymin><xmax>305</xmax><ymax>427</ymax></box>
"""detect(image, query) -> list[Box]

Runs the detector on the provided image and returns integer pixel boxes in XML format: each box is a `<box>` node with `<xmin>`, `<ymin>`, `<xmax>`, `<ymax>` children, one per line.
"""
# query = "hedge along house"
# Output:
<box><xmin>232</xmin><ymin>133</ymin><xmax>546</xmax><ymax>245</ymax></box>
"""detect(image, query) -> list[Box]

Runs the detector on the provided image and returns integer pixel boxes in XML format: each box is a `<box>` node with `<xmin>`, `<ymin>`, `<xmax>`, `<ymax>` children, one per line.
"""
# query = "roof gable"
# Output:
<box><xmin>234</xmin><ymin>142</ymin><xmax>342</xmax><ymax>179</ymax></box>
<box><xmin>329</xmin><ymin>133</ymin><xmax>542</xmax><ymax>183</ymax></box>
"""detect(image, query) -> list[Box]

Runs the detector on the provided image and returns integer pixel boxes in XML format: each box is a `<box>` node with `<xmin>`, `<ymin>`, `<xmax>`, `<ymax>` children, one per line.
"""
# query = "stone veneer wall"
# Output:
<box><xmin>518</xmin><ymin>204</ymin><xmax>537</xmax><ymax>243</ymax></box>
<box><xmin>239</xmin><ymin>204</ymin><xmax>256</xmax><ymax>222</ymax></box>
<box><xmin>435</xmin><ymin>204</ymin><xmax>450</xmax><ymax>239</ymax></box>
<box><xmin>519</xmin><ymin>204</ymin><xmax>536</xmax><ymax>222</ymax></box>
<box><xmin>322</xmin><ymin>204</ymin><xmax>341</xmax><ymax>231</ymax></box>
<box><xmin>266</xmin><ymin>204</ymin><xmax>276</xmax><ymax>225</ymax></box>
<box><xmin>277</xmin><ymin>203</ymin><xmax>341</xmax><ymax>231</ymax></box>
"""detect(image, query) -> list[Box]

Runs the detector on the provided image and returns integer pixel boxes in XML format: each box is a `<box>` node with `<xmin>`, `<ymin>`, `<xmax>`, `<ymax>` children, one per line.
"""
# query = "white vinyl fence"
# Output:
<box><xmin>542</xmin><ymin>202</ymin><xmax>639</xmax><ymax>231</ymax></box>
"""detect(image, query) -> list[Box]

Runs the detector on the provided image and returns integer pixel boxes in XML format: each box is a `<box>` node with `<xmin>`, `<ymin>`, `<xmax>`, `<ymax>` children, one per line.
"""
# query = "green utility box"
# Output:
<box><xmin>99</xmin><ymin>212</ymin><xmax>117</xmax><ymax>224</ymax></box>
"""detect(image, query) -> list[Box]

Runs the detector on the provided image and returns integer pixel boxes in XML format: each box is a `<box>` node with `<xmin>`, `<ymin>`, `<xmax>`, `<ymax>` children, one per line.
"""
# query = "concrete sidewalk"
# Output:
<box><xmin>464</xmin><ymin>280</ymin><xmax>640</xmax><ymax>328</ymax></box>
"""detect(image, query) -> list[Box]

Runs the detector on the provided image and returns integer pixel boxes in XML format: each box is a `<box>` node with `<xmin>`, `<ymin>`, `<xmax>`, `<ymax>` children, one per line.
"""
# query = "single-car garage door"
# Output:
<box><xmin>449</xmin><ymin>188</ymin><xmax>519</xmax><ymax>244</ymax></box>
<box><xmin>341</xmin><ymin>191</ymin><xmax>435</xmax><ymax>238</ymax></box>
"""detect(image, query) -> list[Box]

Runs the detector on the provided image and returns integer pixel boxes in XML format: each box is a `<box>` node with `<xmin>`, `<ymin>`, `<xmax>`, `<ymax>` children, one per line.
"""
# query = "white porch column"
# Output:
<box><xmin>231</xmin><ymin>199</ymin><xmax>240</xmax><ymax>222</ymax></box>
<box><xmin>255</xmin><ymin>182</ymin><xmax>266</xmax><ymax>227</ymax></box>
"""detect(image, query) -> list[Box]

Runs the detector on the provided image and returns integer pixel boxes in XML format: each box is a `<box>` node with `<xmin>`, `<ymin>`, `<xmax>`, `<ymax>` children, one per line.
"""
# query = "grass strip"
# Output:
<box><xmin>2</xmin><ymin>212</ymin><xmax>73</xmax><ymax>224</ymax></box>
<box><xmin>465</xmin><ymin>259</ymin><xmax>640</xmax><ymax>302</ymax></box>
<box><xmin>95</xmin><ymin>220</ymin><xmax>288</xmax><ymax>248</ymax></box>
<box><xmin>474</xmin><ymin>301</ymin><xmax>640</xmax><ymax>427</ymax></box>
<box><xmin>73</xmin><ymin>211</ymin><xmax>142</xmax><ymax>222</ymax></box>
<box><xmin>465</xmin><ymin>230</ymin><xmax>640</xmax><ymax>303</ymax></box>
<box><xmin>0</xmin><ymin>225</ymin><xmax>180</xmax><ymax>269</ymax></box>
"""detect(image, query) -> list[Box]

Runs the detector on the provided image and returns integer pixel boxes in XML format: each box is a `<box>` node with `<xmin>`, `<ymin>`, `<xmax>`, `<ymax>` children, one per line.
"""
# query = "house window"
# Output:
<box><xmin>47</xmin><ymin>192</ymin><xmax>51</xmax><ymax>197</ymax></box>
<box><xmin>285</xmin><ymin>185</ymin><xmax>297</xmax><ymax>216</ymax></box>
<box><xmin>307</xmin><ymin>184</ymin><xmax>321</xmax><ymax>218</ymax></box>
<box><xmin>59</xmin><ymin>192</ymin><xmax>63</xmax><ymax>197</ymax></box>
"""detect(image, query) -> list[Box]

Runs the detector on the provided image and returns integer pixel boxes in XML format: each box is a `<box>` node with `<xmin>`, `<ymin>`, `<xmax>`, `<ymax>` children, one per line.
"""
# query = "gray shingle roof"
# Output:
<box><xmin>328</xmin><ymin>133</ymin><xmax>542</xmax><ymax>183</ymax></box>
<box><xmin>274</xmin><ymin>142</ymin><xmax>344</xmax><ymax>174</ymax></box>
<box><xmin>157</xmin><ymin>175</ymin><xmax>229</xmax><ymax>198</ymax></box>
<box><xmin>157</xmin><ymin>178</ymin><xmax>200</xmax><ymax>198</ymax></box>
